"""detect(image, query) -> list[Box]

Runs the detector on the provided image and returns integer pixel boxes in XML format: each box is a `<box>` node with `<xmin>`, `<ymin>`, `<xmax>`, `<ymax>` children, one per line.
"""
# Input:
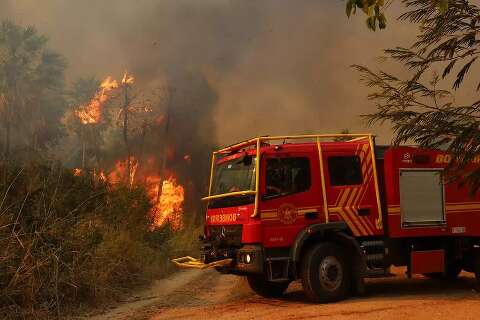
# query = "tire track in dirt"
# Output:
<box><xmin>86</xmin><ymin>269</ymin><xmax>207</xmax><ymax>320</ymax></box>
<box><xmin>144</xmin><ymin>270</ymin><xmax>253</xmax><ymax>320</ymax></box>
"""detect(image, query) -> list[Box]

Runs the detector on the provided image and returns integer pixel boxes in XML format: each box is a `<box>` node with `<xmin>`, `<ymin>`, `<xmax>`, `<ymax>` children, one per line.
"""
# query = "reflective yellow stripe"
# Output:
<box><xmin>202</xmin><ymin>190</ymin><xmax>256</xmax><ymax>201</ymax></box>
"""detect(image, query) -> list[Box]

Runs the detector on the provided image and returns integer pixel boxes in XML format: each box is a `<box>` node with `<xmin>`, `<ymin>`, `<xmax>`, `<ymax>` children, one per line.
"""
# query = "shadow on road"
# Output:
<box><xmin>276</xmin><ymin>274</ymin><xmax>479</xmax><ymax>304</ymax></box>
<box><xmin>364</xmin><ymin>275</ymin><xmax>478</xmax><ymax>299</ymax></box>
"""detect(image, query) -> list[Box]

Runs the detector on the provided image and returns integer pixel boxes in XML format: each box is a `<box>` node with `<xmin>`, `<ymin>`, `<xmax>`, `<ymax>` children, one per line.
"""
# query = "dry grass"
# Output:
<box><xmin>0</xmin><ymin>162</ymin><xmax>197</xmax><ymax>319</ymax></box>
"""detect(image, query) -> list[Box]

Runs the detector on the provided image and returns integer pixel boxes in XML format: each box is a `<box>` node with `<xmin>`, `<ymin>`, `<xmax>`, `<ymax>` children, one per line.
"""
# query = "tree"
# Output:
<box><xmin>346</xmin><ymin>0</ymin><xmax>388</xmax><ymax>30</ymax></box>
<box><xmin>118</xmin><ymin>72</ymin><xmax>135</xmax><ymax>183</ymax></box>
<box><xmin>345</xmin><ymin>0</ymin><xmax>449</xmax><ymax>31</ymax></box>
<box><xmin>354</xmin><ymin>0</ymin><xmax>480</xmax><ymax>190</ymax></box>
<box><xmin>27</xmin><ymin>50</ymin><xmax>67</xmax><ymax>151</ymax></box>
<box><xmin>0</xmin><ymin>20</ymin><xmax>66</xmax><ymax>159</ymax></box>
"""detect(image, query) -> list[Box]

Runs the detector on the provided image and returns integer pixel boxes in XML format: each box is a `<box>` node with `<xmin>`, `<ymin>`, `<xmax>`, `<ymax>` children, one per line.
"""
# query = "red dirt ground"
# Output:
<box><xmin>90</xmin><ymin>267</ymin><xmax>480</xmax><ymax>320</ymax></box>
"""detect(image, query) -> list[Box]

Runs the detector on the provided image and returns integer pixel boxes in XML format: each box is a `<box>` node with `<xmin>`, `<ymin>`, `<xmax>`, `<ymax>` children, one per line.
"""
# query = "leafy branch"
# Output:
<box><xmin>355</xmin><ymin>0</ymin><xmax>480</xmax><ymax>191</ymax></box>
<box><xmin>346</xmin><ymin>0</ymin><xmax>450</xmax><ymax>31</ymax></box>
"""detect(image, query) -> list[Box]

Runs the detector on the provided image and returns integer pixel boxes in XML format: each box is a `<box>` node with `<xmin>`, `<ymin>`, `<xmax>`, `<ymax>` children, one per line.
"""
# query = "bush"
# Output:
<box><xmin>0</xmin><ymin>162</ymin><xmax>195</xmax><ymax>319</ymax></box>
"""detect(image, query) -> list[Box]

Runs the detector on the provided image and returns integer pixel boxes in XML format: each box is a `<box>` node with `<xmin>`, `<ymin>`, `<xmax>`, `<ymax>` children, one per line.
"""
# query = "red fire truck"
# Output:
<box><xmin>173</xmin><ymin>134</ymin><xmax>480</xmax><ymax>302</ymax></box>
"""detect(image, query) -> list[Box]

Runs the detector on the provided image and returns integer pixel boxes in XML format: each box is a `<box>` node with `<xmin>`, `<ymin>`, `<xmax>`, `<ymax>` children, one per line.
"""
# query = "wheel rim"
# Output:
<box><xmin>318</xmin><ymin>256</ymin><xmax>343</xmax><ymax>291</ymax></box>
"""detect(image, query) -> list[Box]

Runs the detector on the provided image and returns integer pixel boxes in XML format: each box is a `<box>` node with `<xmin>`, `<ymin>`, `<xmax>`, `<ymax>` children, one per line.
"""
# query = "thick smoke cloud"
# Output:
<box><xmin>0</xmin><ymin>0</ymin><xmax>415</xmax><ymax>147</ymax></box>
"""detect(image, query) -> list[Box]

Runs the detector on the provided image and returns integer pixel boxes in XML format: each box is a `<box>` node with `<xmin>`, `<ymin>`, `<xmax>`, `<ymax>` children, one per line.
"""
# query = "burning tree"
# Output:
<box><xmin>108</xmin><ymin>157</ymin><xmax>185</xmax><ymax>230</ymax></box>
<box><xmin>74</xmin><ymin>76</ymin><xmax>118</xmax><ymax>125</ymax></box>
<box><xmin>60</xmin><ymin>75</ymin><xmax>119</xmax><ymax>171</ymax></box>
<box><xmin>52</xmin><ymin>65</ymin><xmax>221</xmax><ymax>233</ymax></box>
<box><xmin>119</xmin><ymin>71</ymin><xmax>135</xmax><ymax>184</ymax></box>
<box><xmin>149</xmin><ymin>175</ymin><xmax>184</xmax><ymax>230</ymax></box>
<box><xmin>75</xmin><ymin>76</ymin><xmax>118</xmax><ymax>169</ymax></box>
<box><xmin>64</xmin><ymin>71</ymin><xmax>186</xmax><ymax>230</ymax></box>
<box><xmin>108</xmin><ymin>74</ymin><xmax>186</xmax><ymax>229</ymax></box>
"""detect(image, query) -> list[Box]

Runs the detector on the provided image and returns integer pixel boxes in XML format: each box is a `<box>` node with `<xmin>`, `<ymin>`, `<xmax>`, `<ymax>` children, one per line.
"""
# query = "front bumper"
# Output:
<box><xmin>172</xmin><ymin>224</ymin><xmax>264</xmax><ymax>274</ymax></box>
<box><xmin>172</xmin><ymin>256</ymin><xmax>233</xmax><ymax>269</ymax></box>
<box><xmin>203</xmin><ymin>243</ymin><xmax>264</xmax><ymax>275</ymax></box>
<box><xmin>172</xmin><ymin>244</ymin><xmax>264</xmax><ymax>274</ymax></box>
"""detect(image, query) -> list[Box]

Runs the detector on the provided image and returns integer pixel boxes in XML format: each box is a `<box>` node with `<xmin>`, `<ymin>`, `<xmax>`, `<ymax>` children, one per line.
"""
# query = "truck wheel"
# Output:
<box><xmin>301</xmin><ymin>242</ymin><xmax>351</xmax><ymax>303</ymax></box>
<box><xmin>246</xmin><ymin>275</ymin><xmax>290</xmax><ymax>298</ymax></box>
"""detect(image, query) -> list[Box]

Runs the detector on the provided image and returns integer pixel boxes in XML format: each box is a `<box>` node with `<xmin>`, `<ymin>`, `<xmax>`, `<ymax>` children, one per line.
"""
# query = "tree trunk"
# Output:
<box><xmin>138</xmin><ymin>121</ymin><xmax>148</xmax><ymax>184</ymax></box>
<box><xmin>123</xmin><ymin>85</ymin><xmax>131</xmax><ymax>186</ymax></box>
<box><xmin>156</xmin><ymin>89</ymin><xmax>173</xmax><ymax>203</ymax></box>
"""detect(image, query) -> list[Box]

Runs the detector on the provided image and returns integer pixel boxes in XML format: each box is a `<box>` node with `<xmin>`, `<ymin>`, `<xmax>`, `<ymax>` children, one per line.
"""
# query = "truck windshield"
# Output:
<box><xmin>212</xmin><ymin>155</ymin><xmax>256</xmax><ymax>196</ymax></box>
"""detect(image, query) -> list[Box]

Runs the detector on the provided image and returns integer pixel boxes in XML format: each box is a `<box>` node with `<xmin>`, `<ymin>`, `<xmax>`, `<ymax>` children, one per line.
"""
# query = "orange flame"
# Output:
<box><xmin>75</xmin><ymin>76</ymin><xmax>119</xmax><ymax>124</ymax></box>
<box><xmin>147</xmin><ymin>175</ymin><xmax>184</xmax><ymax>230</ymax></box>
<box><xmin>73</xmin><ymin>168</ymin><xmax>82</xmax><ymax>176</ymax></box>
<box><xmin>98</xmin><ymin>170</ymin><xmax>107</xmax><ymax>182</ymax></box>
<box><xmin>106</xmin><ymin>157</ymin><xmax>184</xmax><ymax>230</ymax></box>
<box><xmin>122</xmin><ymin>71</ymin><xmax>134</xmax><ymax>85</ymax></box>
<box><xmin>108</xmin><ymin>157</ymin><xmax>138</xmax><ymax>186</ymax></box>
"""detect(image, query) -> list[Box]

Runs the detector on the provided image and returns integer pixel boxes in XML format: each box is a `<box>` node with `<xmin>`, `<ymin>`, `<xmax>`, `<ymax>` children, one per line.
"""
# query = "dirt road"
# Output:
<box><xmin>92</xmin><ymin>267</ymin><xmax>480</xmax><ymax>320</ymax></box>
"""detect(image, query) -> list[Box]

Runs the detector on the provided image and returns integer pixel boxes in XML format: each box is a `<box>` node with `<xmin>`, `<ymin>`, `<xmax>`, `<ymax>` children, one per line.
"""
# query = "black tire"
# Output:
<box><xmin>246</xmin><ymin>275</ymin><xmax>290</xmax><ymax>298</ymax></box>
<box><xmin>301</xmin><ymin>242</ymin><xmax>351</xmax><ymax>303</ymax></box>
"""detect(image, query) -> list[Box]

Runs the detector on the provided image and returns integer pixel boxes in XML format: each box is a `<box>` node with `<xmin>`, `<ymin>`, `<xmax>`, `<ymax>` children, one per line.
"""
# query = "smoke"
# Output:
<box><xmin>0</xmin><ymin>0</ymin><xmax>418</xmax><ymax>147</ymax></box>
<box><xmin>0</xmin><ymin>0</ymin><xmax>423</xmax><ymax>223</ymax></box>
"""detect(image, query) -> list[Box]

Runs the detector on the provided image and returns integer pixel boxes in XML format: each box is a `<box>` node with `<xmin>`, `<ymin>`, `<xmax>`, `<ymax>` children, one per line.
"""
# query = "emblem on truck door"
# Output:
<box><xmin>278</xmin><ymin>203</ymin><xmax>298</xmax><ymax>224</ymax></box>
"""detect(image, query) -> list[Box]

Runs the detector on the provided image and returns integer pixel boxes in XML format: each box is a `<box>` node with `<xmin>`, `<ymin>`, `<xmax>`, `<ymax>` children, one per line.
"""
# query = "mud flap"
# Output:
<box><xmin>172</xmin><ymin>256</ymin><xmax>233</xmax><ymax>269</ymax></box>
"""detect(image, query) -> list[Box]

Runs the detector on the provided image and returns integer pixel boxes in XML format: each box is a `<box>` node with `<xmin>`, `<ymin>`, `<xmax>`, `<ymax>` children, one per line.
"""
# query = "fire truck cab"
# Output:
<box><xmin>174</xmin><ymin>134</ymin><xmax>480</xmax><ymax>303</ymax></box>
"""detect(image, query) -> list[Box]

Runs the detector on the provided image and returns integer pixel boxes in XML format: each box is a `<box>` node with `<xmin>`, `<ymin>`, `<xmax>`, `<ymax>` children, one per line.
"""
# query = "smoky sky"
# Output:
<box><xmin>0</xmin><ymin>0</ymin><xmax>417</xmax><ymax>145</ymax></box>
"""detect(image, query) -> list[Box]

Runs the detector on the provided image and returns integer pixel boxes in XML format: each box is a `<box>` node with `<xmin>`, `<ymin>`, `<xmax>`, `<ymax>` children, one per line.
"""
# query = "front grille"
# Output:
<box><xmin>209</xmin><ymin>225</ymin><xmax>243</xmax><ymax>246</ymax></box>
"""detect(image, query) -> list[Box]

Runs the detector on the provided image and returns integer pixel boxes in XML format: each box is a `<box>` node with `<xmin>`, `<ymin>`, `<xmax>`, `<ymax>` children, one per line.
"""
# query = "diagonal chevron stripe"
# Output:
<box><xmin>354</xmin><ymin>162</ymin><xmax>375</xmax><ymax>233</ymax></box>
<box><xmin>358</xmin><ymin>178</ymin><xmax>376</xmax><ymax>233</ymax></box>
<box><xmin>345</xmin><ymin>187</ymin><xmax>372</xmax><ymax>235</ymax></box>
<box><xmin>345</xmin><ymin>144</ymin><xmax>375</xmax><ymax>235</ymax></box>
<box><xmin>345</xmin><ymin>206</ymin><xmax>370</xmax><ymax>235</ymax></box>
<box><xmin>337</xmin><ymin>208</ymin><xmax>361</xmax><ymax>236</ymax></box>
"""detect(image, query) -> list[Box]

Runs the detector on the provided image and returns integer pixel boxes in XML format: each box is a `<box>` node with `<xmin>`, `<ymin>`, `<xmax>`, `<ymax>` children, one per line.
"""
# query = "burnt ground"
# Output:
<box><xmin>87</xmin><ymin>267</ymin><xmax>480</xmax><ymax>320</ymax></box>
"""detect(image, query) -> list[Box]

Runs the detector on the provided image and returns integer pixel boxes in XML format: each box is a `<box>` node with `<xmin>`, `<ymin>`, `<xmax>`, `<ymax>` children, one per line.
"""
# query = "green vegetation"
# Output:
<box><xmin>345</xmin><ymin>0</ymin><xmax>450</xmax><ymax>31</ymax></box>
<box><xmin>0</xmin><ymin>163</ymin><xmax>199</xmax><ymax>319</ymax></box>
<box><xmin>346</xmin><ymin>0</ymin><xmax>388</xmax><ymax>30</ymax></box>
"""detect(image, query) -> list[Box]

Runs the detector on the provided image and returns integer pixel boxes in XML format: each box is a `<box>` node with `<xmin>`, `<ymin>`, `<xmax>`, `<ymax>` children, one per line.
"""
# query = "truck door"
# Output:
<box><xmin>323</xmin><ymin>142</ymin><xmax>383</xmax><ymax>236</ymax></box>
<box><xmin>259</xmin><ymin>151</ymin><xmax>322</xmax><ymax>247</ymax></box>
